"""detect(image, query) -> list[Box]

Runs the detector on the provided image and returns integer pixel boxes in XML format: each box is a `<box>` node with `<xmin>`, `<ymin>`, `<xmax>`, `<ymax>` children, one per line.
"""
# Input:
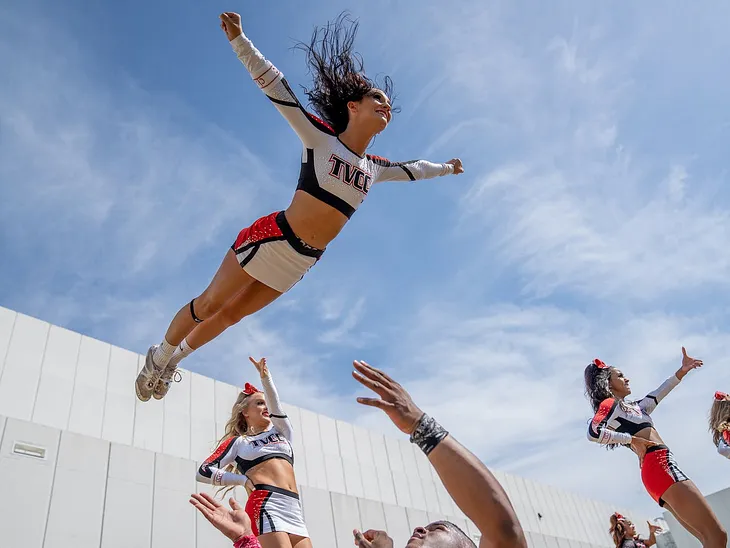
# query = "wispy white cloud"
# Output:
<box><xmin>462</xmin><ymin>157</ymin><xmax>730</xmax><ymax>300</ymax></box>
<box><xmin>666</xmin><ymin>164</ymin><xmax>689</xmax><ymax>204</ymax></box>
<box><xmin>318</xmin><ymin>296</ymin><xmax>368</xmax><ymax>345</ymax></box>
<box><xmin>318</xmin><ymin>296</ymin><xmax>348</xmax><ymax>322</ymax></box>
<box><xmin>436</xmin><ymin>4</ymin><xmax>730</xmax><ymax>302</ymax></box>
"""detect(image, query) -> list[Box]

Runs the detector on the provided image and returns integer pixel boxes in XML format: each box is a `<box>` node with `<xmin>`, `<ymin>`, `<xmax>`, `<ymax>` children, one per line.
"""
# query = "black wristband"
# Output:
<box><xmin>409</xmin><ymin>413</ymin><xmax>448</xmax><ymax>455</ymax></box>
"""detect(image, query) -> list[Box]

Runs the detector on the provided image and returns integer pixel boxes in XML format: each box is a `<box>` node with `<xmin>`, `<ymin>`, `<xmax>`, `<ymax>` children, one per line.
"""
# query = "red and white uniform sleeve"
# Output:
<box><xmin>230</xmin><ymin>33</ymin><xmax>333</xmax><ymax>148</ymax></box>
<box><xmin>261</xmin><ymin>372</ymin><xmax>293</xmax><ymax>441</ymax></box>
<box><xmin>369</xmin><ymin>155</ymin><xmax>454</xmax><ymax>182</ymax></box>
<box><xmin>197</xmin><ymin>436</ymin><xmax>248</xmax><ymax>486</ymax></box>
<box><xmin>719</xmin><ymin>431</ymin><xmax>730</xmax><ymax>459</ymax></box>
<box><xmin>587</xmin><ymin>398</ymin><xmax>632</xmax><ymax>445</ymax></box>
<box><xmin>638</xmin><ymin>374</ymin><xmax>680</xmax><ymax>415</ymax></box>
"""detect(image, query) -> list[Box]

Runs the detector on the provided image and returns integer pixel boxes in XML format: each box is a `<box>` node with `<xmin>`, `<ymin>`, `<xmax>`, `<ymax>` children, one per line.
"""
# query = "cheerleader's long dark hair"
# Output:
<box><xmin>584</xmin><ymin>359</ymin><xmax>625</xmax><ymax>450</ymax></box>
<box><xmin>295</xmin><ymin>12</ymin><xmax>397</xmax><ymax>135</ymax></box>
<box><xmin>609</xmin><ymin>513</ymin><xmax>630</xmax><ymax>547</ymax></box>
<box><xmin>584</xmin><ymin>360</ymin><xmax>614</xmax><ymax>413</ymax></box>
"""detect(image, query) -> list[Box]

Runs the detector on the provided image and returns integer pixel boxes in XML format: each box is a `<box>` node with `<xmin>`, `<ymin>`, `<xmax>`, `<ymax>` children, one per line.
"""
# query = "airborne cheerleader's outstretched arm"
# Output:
<box><xmin>221</xmin><ymin>12</ymin><xmax>334</xmax><ymax>148</ymax></box>
<box><xmin>369</xmin><ymin>155</ymin><xmax>463</xmax><ymax>183</ymax></box>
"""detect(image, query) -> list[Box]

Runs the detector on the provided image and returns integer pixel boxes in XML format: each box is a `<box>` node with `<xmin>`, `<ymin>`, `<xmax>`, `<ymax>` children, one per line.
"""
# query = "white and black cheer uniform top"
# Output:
<box><xmin>718</xmin><ymin>430</ymin><xmax>730</xmax><ymax>459</ymax></box>
<box><xmin>197</xmin><ymin>374</ymin><xmax>293</xmax><ymax>487</ymax></box>
<box><xmin>588</xmin><ymin>374</ymin><xmax>680</xmax><ymax>446</ymax></box>
<box><xmin>229</xmin><ymin>33</ymin><xmax>455</xmax><ymax>220</ymax></box>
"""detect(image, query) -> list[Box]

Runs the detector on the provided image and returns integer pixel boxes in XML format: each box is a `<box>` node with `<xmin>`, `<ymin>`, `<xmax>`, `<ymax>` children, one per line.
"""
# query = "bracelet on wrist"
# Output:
<box><xmin>409</xmin><ymin>413</ymin><xmax>448</xmax><ymax>455</ymax></box>
<box><xmin>233</xmin><ymin>534</ymin><xmax>259</xmax><ymax>548</ymax></box>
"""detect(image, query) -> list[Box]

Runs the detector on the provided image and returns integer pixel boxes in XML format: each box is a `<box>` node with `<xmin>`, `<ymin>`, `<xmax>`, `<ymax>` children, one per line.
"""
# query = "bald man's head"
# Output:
<box><xmin>404</xmin><ymin>521</ymin><xmax>476</xmax><ymax>548</ymax></box>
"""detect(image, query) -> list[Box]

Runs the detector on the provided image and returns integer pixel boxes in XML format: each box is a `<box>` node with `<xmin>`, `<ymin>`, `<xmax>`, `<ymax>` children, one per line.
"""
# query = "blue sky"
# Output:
<box><xmin>3</xmin><ymin>0</ymin><xmax>730</xmax><ymax>518</ymax></box>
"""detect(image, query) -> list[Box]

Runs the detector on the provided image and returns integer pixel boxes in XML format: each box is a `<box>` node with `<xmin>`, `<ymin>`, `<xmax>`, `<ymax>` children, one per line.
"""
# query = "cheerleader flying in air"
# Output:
<box><xmin>135</xmin><ymin>11</ymin><xmax>463</xmax><ymax>402</ymax></box>
<box><xmin>584</xmin><ymin>348</ymin><xmax>727</xmax><ymax>547</ymax></box>
<box><xmin>196</xmin><ymin>357</ymin><xmax>308</xmax><ymax>548</ymax></box>
<box><xmin>709</xmin><ymin>391</ymin><xmax>730</xmax><ymax>459</ymax></box>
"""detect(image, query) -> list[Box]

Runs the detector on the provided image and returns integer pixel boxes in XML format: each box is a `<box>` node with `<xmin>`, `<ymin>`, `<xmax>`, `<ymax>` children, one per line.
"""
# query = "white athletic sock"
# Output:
<box><xmin>169</xmin><ymin>338</ymin><xmax>195</xmax><ymax>367</ymax></box>
<box><xmin>152</xmin><ymin>339</ymin><xmax>176</xmax><ymax>367</ymax></box>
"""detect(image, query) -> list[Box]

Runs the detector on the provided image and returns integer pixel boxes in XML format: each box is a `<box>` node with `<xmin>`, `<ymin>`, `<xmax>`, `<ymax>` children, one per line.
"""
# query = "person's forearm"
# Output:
<box><xmin>413</xmin><ymin>416</ymin><xmax>526</xmax><ymax>548</ymax></box>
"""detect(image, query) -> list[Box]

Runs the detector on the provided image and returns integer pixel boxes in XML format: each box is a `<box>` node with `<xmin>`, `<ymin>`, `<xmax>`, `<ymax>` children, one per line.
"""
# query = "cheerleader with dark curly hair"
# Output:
<box><xmin>135</xmin><ymin>11</ymin><xmax>464</xmax><ymax>402</ymax></box>
<box><xmin>584</xmin><ymin>348</ymin><xmax>726</xmax><ymax>547</ymax></box>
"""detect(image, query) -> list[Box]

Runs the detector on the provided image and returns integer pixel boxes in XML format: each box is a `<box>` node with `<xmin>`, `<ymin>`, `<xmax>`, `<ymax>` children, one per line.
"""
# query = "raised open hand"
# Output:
<box><xmin>648</xmin><ymin>521</ymin><xmax>663</xmax><ymax>535</ymax></box>
<box><xmin>680</xmin><ymin>347</ymin><xmax>703</xmax><ymax>375</ymax></box>
<box><xmin>189</xmin><ymin>492</ymin><xmax>252</xmax><ymax>542</ymax></box>
<box><xmin>249</xmin><ymin>356</ymin><xmax>269</xmax><ymax>378</ymax></box>
<box><xmin>352</xmin><ymin>360</ymin><xmax>423</xmax><ymax>435</ymax></box>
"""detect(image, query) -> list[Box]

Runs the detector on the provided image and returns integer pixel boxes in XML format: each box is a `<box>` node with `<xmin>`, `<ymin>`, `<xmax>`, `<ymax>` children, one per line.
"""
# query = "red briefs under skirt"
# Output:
<box><xmin>641</xmin><ymin>445</ymin><xmax>688</xmax><ymax>506</ymax></box>
<box><xmin>244</xmin><ymin>484</ymin><xmax>308</xmax><ymax>538</ymax></box>
<box><xmin>232</xmin><ymin>211</ymin><xmax>323</xmax><ymax>293</ymax></box>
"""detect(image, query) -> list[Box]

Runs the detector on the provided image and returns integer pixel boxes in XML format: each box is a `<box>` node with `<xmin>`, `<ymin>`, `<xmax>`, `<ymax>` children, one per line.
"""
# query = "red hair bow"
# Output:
<box><xmin>715</xmin><ymin>391</ymin><xmax>729</xmax><ymax>401</ymax></box>
<box><xmin>594</xmin><ymin>358</ymin><xmax>609</xmax><ymax>369</ymax></box>
<box><xmin>614</xmin><ymin>512</ymin><xmax>625</xmax><ymax>521</ymax></box>
<box><xmin>243</xmin><ymin>382</ymin><xmax>261</xmax><ymax>395</ymax></box>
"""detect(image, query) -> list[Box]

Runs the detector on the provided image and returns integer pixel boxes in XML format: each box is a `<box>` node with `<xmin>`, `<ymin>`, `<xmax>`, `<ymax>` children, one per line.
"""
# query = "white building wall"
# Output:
<box><xmin>0</xmin><ymin>306</ymin><xmax>658</xmax><ymax>548</ymax></box>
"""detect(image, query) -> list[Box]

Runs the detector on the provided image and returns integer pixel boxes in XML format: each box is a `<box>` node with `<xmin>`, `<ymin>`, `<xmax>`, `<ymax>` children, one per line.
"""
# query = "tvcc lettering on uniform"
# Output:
<box><xmin>328</xmin><ymin>154</ymin><xmax>373</xmax><ymax>194</ymax></box>
<box><xmin>249</xmin><ymin>433</ymin><xmax>287</xmax><ymax>448</ymax></box>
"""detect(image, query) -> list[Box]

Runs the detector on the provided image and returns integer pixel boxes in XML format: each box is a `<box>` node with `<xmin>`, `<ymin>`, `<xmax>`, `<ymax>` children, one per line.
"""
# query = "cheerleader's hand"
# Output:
<box><xmin>352</xmin><ymin>360</ymin><xmax>423</xmax><ymax>435</ymax></box>
<box><xmin>220</xmin><ymin>12</ymin><xmax>243</xmax><ymax>41</ymax></box>
<box><xmin>353</xmin><ymin>529</ymin><xmax>394</xmax><ymax>548</ymax></box>
<box><xmin>678</xmin><ymin>346</ymin><xmax>703</xmax><ymax>379</ymax></box>
<box><xmin>189</xmin><ymin>493</ymin><xmax>252</xmax><ymax>542</ymax></box>
<box><xmin>446</xmin><ymin>158</ymin><xmax>464</xmax><ymax>175</ymax></box>
<box><xmin>249</xmin><ymin>356</ymin><xmax>269</xmax><ymax>378</ymax></box>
